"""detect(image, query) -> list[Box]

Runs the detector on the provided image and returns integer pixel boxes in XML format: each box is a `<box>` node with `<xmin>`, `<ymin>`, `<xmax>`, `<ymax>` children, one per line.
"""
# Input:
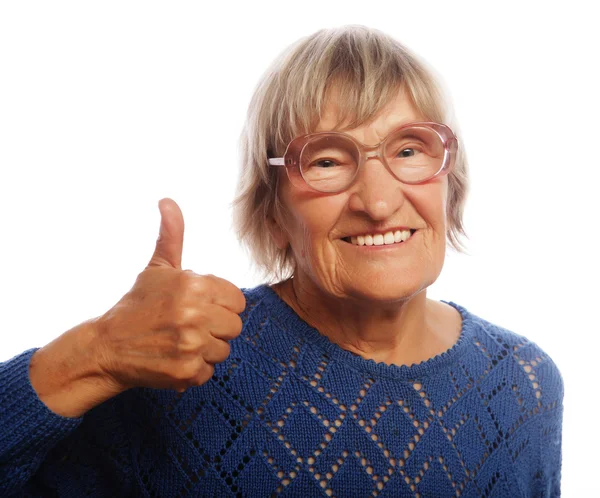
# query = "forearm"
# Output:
<box><xmin>0</xmin><ymin>348</ymin><xmax>83</xmax><ymax>493</ymax></box>
<box><xmin>29</xmin><ymin>318</ymin><xmax>124</xmax><ymax>419</ymax></box>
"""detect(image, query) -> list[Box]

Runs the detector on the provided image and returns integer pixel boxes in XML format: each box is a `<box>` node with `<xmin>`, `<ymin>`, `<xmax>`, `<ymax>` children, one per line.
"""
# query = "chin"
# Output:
<box><xmin>344</xmin><ymin>277</ymin><xmax>430</xmax><ymax>305</ymax></box>
<box><xmin>337</xmin><ymin>261</ymin><xmax>437</xmax><ymax>301</ymax></box>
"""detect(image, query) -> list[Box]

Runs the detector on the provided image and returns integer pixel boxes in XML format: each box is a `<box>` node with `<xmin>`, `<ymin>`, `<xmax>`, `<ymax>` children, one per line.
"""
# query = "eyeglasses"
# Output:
<box><xmin>268</xmin><ymin>121</ymin><xmax>458</xmax><ymax>193</ymax></box>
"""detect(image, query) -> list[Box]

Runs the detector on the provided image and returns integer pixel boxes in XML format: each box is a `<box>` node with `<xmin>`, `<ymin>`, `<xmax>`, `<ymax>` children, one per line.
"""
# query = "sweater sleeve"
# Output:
<box><xmin>0</xmin><ymin>348</ymin><xmax>84</xmax><ymax>495</ymax></box>
<box><xmin>537</xmin><ymin>355</ymin><xmax>564</xmax><ymax>497</ymax></box>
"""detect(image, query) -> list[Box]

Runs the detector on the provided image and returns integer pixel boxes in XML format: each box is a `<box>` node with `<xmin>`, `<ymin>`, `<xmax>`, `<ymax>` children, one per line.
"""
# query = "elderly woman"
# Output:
<box><xmin>0</xmin><ymin>26</ymin><xmax>563</xmax><ymax>497</ymax></box>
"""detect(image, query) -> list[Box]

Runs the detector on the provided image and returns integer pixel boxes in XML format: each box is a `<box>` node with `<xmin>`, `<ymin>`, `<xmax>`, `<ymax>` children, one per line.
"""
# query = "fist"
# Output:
<box><xmin>94</xmin><ymin>198</ymin><xmax>246</xmax><ymax>393</ymax></box>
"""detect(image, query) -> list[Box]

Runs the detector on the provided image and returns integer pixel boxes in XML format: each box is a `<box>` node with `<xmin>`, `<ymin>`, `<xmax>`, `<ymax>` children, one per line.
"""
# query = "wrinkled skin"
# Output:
<box><xmin>268</xmin><ymin>88</ymin><xmax>461</xmax><ymax>365</ymax></box>
<box><xmin>95</xmin><ymin>198</ymin><xmax>246</xmax><ymax>393</ymax></box>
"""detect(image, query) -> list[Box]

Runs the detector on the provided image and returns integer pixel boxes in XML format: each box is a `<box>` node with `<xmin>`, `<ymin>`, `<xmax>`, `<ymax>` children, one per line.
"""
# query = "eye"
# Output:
<box><xmin>397</xmin><ymin>148</ymin><xmax>419</xmax><ymax>158</ymax></box>
<box><xmin>313</xmin><ymin>159</ymin><xmax>338</xmax><ymax>168</ymax></box>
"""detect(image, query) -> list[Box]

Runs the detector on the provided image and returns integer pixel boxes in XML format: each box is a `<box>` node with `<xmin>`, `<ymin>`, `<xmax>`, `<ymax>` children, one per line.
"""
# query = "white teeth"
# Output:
<box><xmin>348</xmin><ymin>230</ymin><xmax>414</xmax><ymax>246</ymax></box>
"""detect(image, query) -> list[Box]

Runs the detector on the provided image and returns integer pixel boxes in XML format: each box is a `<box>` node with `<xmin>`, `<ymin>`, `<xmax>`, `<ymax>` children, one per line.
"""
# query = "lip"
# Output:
<box><xmin>341</xmin><ymin>227</ymin><xmax>415</xmax><ymax>239</ymax></box>
<box><xmin>340</xmin><ymin>229</ymin><xmax>419</xmax><ymax>249</ymax></box>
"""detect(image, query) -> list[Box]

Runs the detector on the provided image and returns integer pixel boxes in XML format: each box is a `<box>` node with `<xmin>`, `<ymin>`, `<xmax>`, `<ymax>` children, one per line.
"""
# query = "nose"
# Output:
<box><xmin>346</xmin><ymin>156</ymin><xmax>406</xmax><ymax>220</ymax></box>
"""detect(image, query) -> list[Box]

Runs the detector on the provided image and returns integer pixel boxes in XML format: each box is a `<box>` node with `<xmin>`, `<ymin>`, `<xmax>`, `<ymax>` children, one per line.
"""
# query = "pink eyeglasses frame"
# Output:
<box><xmin>267</xmin><ymin>121</ymin><xmax>459</xmax><ymax>193</ymax></box>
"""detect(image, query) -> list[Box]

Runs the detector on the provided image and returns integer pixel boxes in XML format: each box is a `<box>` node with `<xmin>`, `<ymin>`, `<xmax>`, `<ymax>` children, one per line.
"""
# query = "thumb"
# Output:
<box><xmin>147</xmin><ymin>198</ymin><xmax>185</xmax><ymax>269</ymax></box>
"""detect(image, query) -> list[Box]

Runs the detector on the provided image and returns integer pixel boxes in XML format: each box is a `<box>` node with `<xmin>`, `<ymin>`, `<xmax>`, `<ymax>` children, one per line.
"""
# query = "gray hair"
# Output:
<box><xmin>232</xmin><ymin>25</ymin><xmax>469</xmax><ymax>283</ymax></box>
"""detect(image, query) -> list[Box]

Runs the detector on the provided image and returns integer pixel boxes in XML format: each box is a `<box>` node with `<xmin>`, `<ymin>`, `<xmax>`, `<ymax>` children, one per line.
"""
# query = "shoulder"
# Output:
<box><xmin>238</xmin><ymin>283</ymin><xmax>294</xmax><ymax>333</ymax></box>
<box><xmin>449</xmin><ymin>303</ymin><xmax>564</xmax><ymax>493</ymax></box>
<box><xmin>451</xmin><ymin>301</ymin><xmax>564</xmax><ymax>406</ymax></box>
<box><xmin>240</xmin><ymin>284</ymin><xmax>272</xmax><ymax>316</ymax></box>
<box><xmin>237</xmin><ymin>284</ymin><xmax>274</xmax><ymax>335</ymax></box>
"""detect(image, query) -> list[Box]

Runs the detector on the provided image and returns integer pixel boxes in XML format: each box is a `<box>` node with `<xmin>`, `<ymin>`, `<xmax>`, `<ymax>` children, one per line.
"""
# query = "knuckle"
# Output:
<box><xmin>195</xmin><ymin>307</ymin><xmax>209</xmax><ymax>325</ymax></box>
<box><xmin>220</xmin><ymin>341</ymin><xmax>231</xmax><ymax>360</ymax></box>
<box><xmin>232</xmin><ymin>314</ymin><xmax>243</xmax><ymax>335</ymax></box>
<box><xmin>193</xmin><ymin>274</ymin><xmax>215</xmax><ymax>293</ymax></box>
<box><xmin>172</xmin><ymin>307</ymin><xmax>194</xmax><ymax>329</ymax></box>
<box><xmin>176</xmin><ymin>328</ymin><xmax>199</xmax><ymax>352</ymax></box>
<box><xmin>195</xmin><ymin>328</ymin><xmax>211</xmax><ymax>348</ymax></box>
<box><xmin>172</xmin><ymin>360</ymin><xmax>199</xmax><ymax>381</ymax></box>
<box><xmin>176</xmin><ymin>270</ymin><xmax>196</xmax><ymax>294</ymax></box>
<box><xmin>192</xmin><ymin>363</ymin><xmax>214</xmax><ymax>386</ymax></box>
<box><xmin>235</xmin><ymin>290</ymin><xmax>247</xmax><ymax>312</ymax></box>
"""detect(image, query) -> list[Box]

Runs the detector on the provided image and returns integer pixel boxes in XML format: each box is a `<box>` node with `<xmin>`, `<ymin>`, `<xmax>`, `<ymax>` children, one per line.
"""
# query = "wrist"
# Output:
<box><xmin>29</xmin><ymin>318</ymin><xmax>124</xmax><ymax>418</ymax></box>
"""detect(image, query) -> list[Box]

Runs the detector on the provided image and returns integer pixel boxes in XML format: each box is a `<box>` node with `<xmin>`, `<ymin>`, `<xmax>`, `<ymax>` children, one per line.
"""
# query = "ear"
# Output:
<box><xmin>267</xmin><ymin>215</ymin><xmax>289</xmax><ymax>250</ymax></box>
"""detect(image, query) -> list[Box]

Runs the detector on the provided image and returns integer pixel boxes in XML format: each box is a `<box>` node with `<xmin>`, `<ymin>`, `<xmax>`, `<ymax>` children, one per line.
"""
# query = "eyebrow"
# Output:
<box><xmin>316</xmin><ymin>117</ymin><xmax>424</xmax><ymax>135</ymax></box>
<box><xmin>315</xmin><ymin>123</ymin><xmax>428</xmax><ymax>146</ymax></box>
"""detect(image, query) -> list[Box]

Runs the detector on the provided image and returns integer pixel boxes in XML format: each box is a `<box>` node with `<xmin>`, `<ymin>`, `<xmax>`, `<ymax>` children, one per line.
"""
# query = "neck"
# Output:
<box><xmin>272</xmin><ymin>274</ymin><xmax>456</xmax><ymax>367</ymax></box>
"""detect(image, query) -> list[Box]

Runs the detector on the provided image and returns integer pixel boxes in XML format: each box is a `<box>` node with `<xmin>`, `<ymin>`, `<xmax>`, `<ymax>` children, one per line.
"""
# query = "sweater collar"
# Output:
<box><xmin>244</xmin><ymin>284</ymin><xmax>477</xmax><ymax>380</ymax></box>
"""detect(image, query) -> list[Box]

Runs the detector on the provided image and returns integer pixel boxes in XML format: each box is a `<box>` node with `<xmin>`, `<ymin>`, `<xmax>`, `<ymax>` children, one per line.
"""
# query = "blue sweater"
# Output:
<box><xmin>0</xmin><ymin>284</ymin><xmax>563</xmax><ymax>497</ymax></box>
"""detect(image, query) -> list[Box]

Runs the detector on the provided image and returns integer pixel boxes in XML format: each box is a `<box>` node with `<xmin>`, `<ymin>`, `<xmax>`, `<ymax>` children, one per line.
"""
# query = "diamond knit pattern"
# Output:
<box><xmin>0</xmin><ymin>284</ymin><xmax>563</xmax><ymax>497</ymax></box>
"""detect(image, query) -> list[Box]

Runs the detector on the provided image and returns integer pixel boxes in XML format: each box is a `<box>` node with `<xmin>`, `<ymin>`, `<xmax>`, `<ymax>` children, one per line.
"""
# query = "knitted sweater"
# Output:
<box><xmin>0</xmin><ymin>284</ymin><xmax>564</xmax><ymax>497</ymax></box>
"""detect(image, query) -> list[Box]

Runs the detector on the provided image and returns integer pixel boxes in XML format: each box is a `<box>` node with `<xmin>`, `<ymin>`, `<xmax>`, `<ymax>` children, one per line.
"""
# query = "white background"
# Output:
<box><xmin>0</xmin><ymin>1</ymin><xmax>597</xmax><ymax>494</ymax></box>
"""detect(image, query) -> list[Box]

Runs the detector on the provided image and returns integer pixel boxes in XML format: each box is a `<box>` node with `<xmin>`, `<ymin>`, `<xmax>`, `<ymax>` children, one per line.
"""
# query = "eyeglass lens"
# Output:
<box><xmin>299</xmin><ymin>126</ymin><xmax>445</xmax><ymax>192</ymax></box>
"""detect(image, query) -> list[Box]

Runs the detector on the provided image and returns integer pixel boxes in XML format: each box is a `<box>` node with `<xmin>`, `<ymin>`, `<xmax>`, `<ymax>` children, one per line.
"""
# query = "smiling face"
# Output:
<box><xmin>269</xmin><ymin>87</ymin><xmax>449</xmax><ymax>305</ymax></box>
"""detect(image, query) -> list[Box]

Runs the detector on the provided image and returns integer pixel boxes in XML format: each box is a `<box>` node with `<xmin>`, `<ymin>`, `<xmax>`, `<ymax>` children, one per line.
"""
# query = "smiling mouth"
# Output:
<box><xmin>342</xmin><ymin>229</ymin><xmax>417</xmax><ymax>246</ymax></box>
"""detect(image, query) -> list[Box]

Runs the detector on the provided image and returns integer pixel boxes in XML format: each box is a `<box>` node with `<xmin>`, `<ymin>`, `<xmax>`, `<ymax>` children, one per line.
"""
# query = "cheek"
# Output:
<box><xmin>291</xmin><ymin>195</ymin><xmax>345</xmax><ymax>236</ymax></box>
<box><xmin>423</xmin><ymin>177</ymin><xmax>448</xmax><ymax>221</ymax></box>
<box><xmin>418</xmin><ymin>181</ymin><xmax>448</xmax><ymax>226</ymax></box>
<box><xmin>287</xmin><ymin>196</ymin><xmax>346</xmax><ymax>263</ymax></box>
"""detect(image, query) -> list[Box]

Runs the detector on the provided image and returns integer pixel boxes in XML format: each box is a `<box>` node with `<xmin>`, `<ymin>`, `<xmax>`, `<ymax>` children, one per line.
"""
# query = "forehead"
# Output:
<box><xmin>313</xmin><ymin>86</ymin><xmax>425</xmax><ymax>136</ymax></box>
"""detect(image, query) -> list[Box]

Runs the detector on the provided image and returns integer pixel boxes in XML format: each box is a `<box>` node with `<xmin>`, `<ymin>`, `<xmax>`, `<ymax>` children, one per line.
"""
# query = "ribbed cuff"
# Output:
<box><xmin>0</xmin><ymin>348</ymin><xmax>83</xmax><ymax>461</ymax></box>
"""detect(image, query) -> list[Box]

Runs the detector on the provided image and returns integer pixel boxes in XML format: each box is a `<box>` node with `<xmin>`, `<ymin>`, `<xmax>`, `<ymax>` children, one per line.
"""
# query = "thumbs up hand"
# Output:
<box><xmin>94</xmin><ymin>198</ymin><xmax>246</xmax><ymax>393</ymax></box>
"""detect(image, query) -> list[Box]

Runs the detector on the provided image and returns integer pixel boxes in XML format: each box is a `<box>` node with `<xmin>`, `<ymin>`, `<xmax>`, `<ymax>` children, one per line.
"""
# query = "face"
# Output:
<box><xmin>270</xmin><ymin>88</ymin><xmax>449</xmax><ymax>304</ymax></box>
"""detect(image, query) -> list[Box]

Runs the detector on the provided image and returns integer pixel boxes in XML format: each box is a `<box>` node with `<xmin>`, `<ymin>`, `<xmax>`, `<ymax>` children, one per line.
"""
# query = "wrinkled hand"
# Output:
<box><xmin>95</xmin><ymin>198</ymin><xmax>245</xmax><ymax>393</ymax></box>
